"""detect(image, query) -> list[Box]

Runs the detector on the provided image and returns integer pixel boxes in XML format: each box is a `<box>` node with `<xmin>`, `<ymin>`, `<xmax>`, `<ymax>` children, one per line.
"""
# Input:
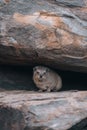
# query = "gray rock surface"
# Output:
<box><xmin>0</xmin><ymin>0</ymin><xmax>87</xmax><ymax>72</ymax></box>
<box><xmin>0</xmin><ymin>91</ymin><xmax>87</xmax><ymax>130</ymax></box>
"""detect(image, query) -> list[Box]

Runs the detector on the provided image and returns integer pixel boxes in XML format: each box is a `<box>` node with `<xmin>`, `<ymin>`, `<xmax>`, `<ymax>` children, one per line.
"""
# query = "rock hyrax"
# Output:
<box><xmin>33</xmin><ymin>66</ymin><xmax>62</xmax><ymax>92</ymax></box>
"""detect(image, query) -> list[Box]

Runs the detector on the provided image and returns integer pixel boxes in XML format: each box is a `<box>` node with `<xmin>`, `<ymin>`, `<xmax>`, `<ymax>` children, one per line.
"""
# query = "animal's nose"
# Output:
<box><xmin>40</xmin><ymin>75</ymin><xmax>42</xmax><ymax>78</ymax></box>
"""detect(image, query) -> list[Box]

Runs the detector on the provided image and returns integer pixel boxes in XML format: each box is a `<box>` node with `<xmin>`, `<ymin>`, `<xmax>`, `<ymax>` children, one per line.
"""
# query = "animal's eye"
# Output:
<box><xmin>36</xmin><ymin>71</ymin><xmax>39</xmax><ymax>74</ymax></box>
<box><xmin>43</xmin><ymin>71</ymin><xmax>46</xmax><ymax>75</ymax></box>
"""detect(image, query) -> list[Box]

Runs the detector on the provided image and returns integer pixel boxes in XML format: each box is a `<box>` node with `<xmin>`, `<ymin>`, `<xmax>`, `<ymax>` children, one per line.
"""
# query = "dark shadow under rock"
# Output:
<box><xmin>0</xmin><ymin>106</ymin><xmax>25</xmax><ymax>130</ymax></box>
<box><xmin>0</xmin><ymin>65</ymin><xmax>87</xmax><ymax>91</ymax></box>
<box><xmin>0</xmin><ymin>65</ymin><xmax>37</xmax><ymax>91</ymax></box>
<box><xmin>68</xmin><ymin>118</ymin><xmax>87</xmax><ymax>130</ymax></box>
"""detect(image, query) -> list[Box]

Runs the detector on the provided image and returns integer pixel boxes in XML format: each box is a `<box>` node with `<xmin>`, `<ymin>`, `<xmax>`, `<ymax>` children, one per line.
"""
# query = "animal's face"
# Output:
<box><xmin>33</xmin><ymin>66</ymin><xmax>49</xmax><ymax>82</ymax></box>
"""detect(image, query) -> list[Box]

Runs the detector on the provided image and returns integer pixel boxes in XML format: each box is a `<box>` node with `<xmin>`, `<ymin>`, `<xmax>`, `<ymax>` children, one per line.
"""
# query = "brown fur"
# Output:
<box><xmin>33</xmin><ymin>66</ymin><xmax>62</xmax><ymax>92</ymax></box>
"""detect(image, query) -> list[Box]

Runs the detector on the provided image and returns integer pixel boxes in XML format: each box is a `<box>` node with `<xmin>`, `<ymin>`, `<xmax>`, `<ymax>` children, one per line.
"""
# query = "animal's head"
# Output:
<box><xmin>33</xmin><ymin>66</ymin><xmax>49</xmax><ymax>82</ymax></box>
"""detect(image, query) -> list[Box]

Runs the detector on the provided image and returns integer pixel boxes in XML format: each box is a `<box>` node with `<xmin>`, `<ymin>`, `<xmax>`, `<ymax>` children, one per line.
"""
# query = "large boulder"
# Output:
<box><xmin>0</xmin><ymin>91</ymin><xmax>87</xmax><ymax>130</ymax></box>
<box><xmin>0</xmin><ymin>0</ymin><xmax>87</xmax><ymax>72</ymax></box>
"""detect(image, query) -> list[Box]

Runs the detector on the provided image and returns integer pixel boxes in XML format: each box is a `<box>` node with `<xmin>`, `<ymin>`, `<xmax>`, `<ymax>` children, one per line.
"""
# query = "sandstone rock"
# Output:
<box><xmin>0</xmin><ymin>91</ymin><xmax>87</xmax><ymax>130</ymax></box>
<box><xmin>0</xmin><ymin>0</ymin><xmax>87</xmax><ymax>72</ymax></box>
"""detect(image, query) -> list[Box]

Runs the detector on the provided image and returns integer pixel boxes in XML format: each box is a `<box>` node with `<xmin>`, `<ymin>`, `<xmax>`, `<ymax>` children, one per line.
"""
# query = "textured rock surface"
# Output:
<box><xmin>0</xmin><ymin>91</ymin><xmax>87</xmax><ymax>130</ymax></box>
<box><xmin>0</xmin><ymin>0</ymin><xmax>87</xmax><ymax>72</ymax></box>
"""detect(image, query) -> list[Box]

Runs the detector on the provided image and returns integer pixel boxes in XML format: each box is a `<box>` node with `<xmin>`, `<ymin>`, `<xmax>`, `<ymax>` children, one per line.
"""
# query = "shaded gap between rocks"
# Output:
<box><xmin>0</xmin><ymin>65</ymin><xmax>87</xmax><ymax>91</ymax></box>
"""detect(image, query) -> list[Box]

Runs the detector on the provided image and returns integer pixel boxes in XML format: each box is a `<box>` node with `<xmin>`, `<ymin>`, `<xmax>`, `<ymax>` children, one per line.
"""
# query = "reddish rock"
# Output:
<box><xmin>0</xmin><ymin>0</ymin><xmax>87</xmax><ymax>72</ymax></box>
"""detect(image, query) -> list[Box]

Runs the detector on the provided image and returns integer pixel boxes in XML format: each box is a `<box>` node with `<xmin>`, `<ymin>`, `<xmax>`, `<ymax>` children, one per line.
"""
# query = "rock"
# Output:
<box><xmin>0</xmin><ymin>91</ymin><xmax>87</xmax><ymax>130</ymax></box>
<box><xmin>0</xmin><ymin>0</ymin><xmax>87</xmax><ymax>72</ymax></box>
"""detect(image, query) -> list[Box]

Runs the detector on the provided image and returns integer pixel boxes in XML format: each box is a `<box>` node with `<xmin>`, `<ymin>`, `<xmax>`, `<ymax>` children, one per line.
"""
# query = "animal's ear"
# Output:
<box><xmin>33</xmin><ymin>66</ymin><xmax>38</xmax><ymax>72</ymax></box>
<box><xmin>33</xmin><ymin>67</ymin><xmax>36</xmax><ymax>72</ymax></box>
<box><xmin>46</xmin><ymin>68</ymin><xmax>50</xmax><ymax>72</ymax></box>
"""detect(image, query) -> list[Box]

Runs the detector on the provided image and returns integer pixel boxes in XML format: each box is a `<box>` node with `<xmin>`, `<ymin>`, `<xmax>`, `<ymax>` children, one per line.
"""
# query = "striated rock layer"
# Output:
<box><xmin>0</xmin><ymin>91</ymin><xmax>87</xmax><ymax>130</ymax></box>
<box><xmin>0</xmin><ymin>0</ymin><xmax>87</xmax><ymax>72</ymax></box>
